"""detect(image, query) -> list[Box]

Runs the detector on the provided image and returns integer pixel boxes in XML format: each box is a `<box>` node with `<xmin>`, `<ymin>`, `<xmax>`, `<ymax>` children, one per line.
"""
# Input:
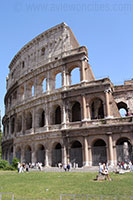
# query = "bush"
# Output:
<box><xmin>0</xmin><ymin>159</ymin><xmax>16</xmax><ymax>171</ymax></box>
<box><xmin>0</xmin><ymin>159</ymin><xmax>9</xmax><ymax>169</ymax></box>
<box><xmin>5</xmin><ymin>165</ymin><xmax>15</xmax><ymax>171</ymax></box>
<box><xmin>12</xmin><ymin>157</ymin><xmax>20</xmax><ymax>169</ymax></box>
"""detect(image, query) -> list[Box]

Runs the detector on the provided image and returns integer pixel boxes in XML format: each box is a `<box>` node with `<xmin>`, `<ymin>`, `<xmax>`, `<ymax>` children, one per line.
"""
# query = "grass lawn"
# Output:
<box><xmin>0</xmin><ymin>170</ymin><xmax>133</xmax><ymax>200</ymax></box>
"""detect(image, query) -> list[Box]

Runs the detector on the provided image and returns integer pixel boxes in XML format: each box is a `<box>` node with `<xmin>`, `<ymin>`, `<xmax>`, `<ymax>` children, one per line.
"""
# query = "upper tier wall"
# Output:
<box><xmin>6</xmin><ymin>22</ymin><xmax>80</xmax><ymax>90</ymax></box>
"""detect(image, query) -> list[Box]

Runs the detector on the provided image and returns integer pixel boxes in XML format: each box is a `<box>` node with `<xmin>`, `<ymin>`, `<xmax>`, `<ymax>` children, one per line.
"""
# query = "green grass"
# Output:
<box><xmin>0</xmin><ymin>171</ymin><xmax>133</xmax><ymax>200</ymax></box>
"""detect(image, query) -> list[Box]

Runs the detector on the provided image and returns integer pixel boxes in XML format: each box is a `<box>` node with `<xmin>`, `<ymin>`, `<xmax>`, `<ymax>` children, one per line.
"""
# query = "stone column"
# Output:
<box><xmin>32</xmin><ymin>145</ymin><xmax>36</xmax><ymax>164</ymax></box>
<box><xmin>46</xmin><ymin>71</ymin><xmax>50</xmax><ymax>93</ymax></box>
<box><xmin>13</xmin><ymin>144</ymin><xmax>16</xmax><ymax>158</ymax></box>
<box><xmin>80</xmin><ymin>56</ymin><xmax>88</xmax><ymax>82</ymax></box>
<box><xmin>62</xmin><ymin>145</ymin><xmax>67</xmax><ymax>165</ymax></box>
<box><xmin>9</xmin><ymin>118</ymin><xmax>11</xmax><ymax>137</ymax></box>
<box><xmin>66</xmin><ymin>72</ymin><xmax>71</xmax><ymax>86</ymax></box>
<box><xmin>87</xmin><ymin>104</ymin><xmax>91</xmax><ymax>120</ymax></box>
<box><xmin>107</xmin><ymin>132</ymin><xmax>114</xmax><ymax>166</ymax></box>
<box><xmin>62</xmin><ymin>67</ymin><xmax>66</xmax><ymax>89</ymax></box>
<box><xmin>65</xmin><ymin>71</ymin><xmax>69</xmax><ymax>86</ymax></box>
<box><xmin>113</xmin><ymin>145</ymin><xmax>117</xmax><ymax>166</ymax></box>
<box><xmin>34</xmin><ymin>77</ymin><xmax>37</xmax><ymax>96</ymax></box>
<box><xmin>88</xmin><ymin>145</ymin><xmax>92</xmax><ymax>166</ymax></box>
<box><xmin>21</xmin><ymin>148</ymin><xmax>25</xmax><ymax>163</ymax></box>
<box><xmin>104</xmin><ymin>89</ymin><xmax>111</xmax><ymax>118</ymax></box>
<box><xmin>5</xmin><ymin>123</ymin><xmax>7</xmax><ymax>137</ymax></box>
<box><xmin>45</xmin><ymin>149</ymin><xmax>49</xmax><ymax>167</ymax></box>
<box><xmin>62</xmin><ymin>101</ymin><xmax>66</xmax><ymax>129</ymax></box>
<box><xmin>24</xmin><ymin>82</ymin><xmax>27</xmax><ymax>99</ymax></box>
<box><xmin>82</xmin><ymin>95</ymin><xmax>87</xmax><ymax>121</ymax></box>
<box><xmin>45</xmin><ymin>105</ymin><xmax>49</xmax><ymax>131</ymax></box>
<box><xmin>32</xmin><ymin>109</ymin><xmax>35</xmax><ymax>133</ymax></box>
<box><xmin>83</xmin><ymin>137</ymin><xmax>89</xmax><ymax>167</ymax></box>
<box><xmin>22</xmin><ymin>112</ymin><xmax>25</xmax><ymax>134</ymax></box>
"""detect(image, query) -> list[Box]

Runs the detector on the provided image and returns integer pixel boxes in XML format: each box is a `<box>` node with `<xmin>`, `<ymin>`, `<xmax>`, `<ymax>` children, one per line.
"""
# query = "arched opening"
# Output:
<box><xmin>5</xmin><ymin>150</ymin><xmax>8</xmax><ymax>161</ymax></box>
<box><xmin>71</xmin><ymin>67</ymin><xmax>80</xmax><ymax>85</ymax></box>
<box><xmin>42</xmin><ymin>78</ymin><xmax>47</xmax><ymax>93</ymax></box>
<box><xmin>11</xmin><ymin>117</ymin><xmax>15</xmax><ymax>134</ymax></box>
<box><xmin>55</xmin><ymin>72</ymin><xmax>62</xmax><ymax>89</ymax></box>
<box><xmin>10</xmin><ymin>95</ymin><xmax>12</xmax><ymax>106</ymax></box>
<box><xmin>28</xmin><ymin>82</ymin><xmax>34</xmax><ymax>97</ymax></box>
<box><xmin>38</xmin><ymin>109</ymin><xmax>45</xmax><ymax>128</ymax></box>
<box><xmin>92</xmin><ymin>139</ymin><xmax>107</xmax><ymax>166</ymax></box>
<box><xmin>70</xmin><ymin>141</ymin><xmax>83</xmax><ymax>167</ymax></box>
<box><xmin>52</xmin><ymin>143</ymin><xmax>62</xmax><ymax>167</ymax></box>
<box><xmin>116</xmin><ymin>138</ymin><xmax>133</xmax><ymax>162</ymax></box>
<box><xmin>7</xmin><ymin>121</ymin><xmax>9</xmax><ymax>135</ymax></box>
<box><xmin>55</xmin><ymin>106</ymin><xmax>61</xmax><ymax>124</ymax></box>
<box><xmin>16</xmin><ymin>147</ymin><xmax>21</xmax><ymax>161</ymax></box>
<box><xmin>25</xmin><ymin>146</ymin><xmax>32</xmax><ymax>164</ymax></box>
<box><xmin>117</xmin><ymin>102</ymin><xmax>128</xmax><ymax>117</ymax></box>
<box><xmin>16</xmin><ymin>115</ymin><xmax>22</xmax><ymax>132</ymax></box>
<box><xmin>36</xmin><ymin>144</ymin><xmax>45</xmax><ymax>165</ymax></box>
<box><xmin>32</xmin><ymin>85</ymin><xmax>35</xmax><ymax>96</ymax></box>
<box><xmin>41</xmin><ymin>47</ymin><xmax>45</xmax><ymax>56</ymax></box>
<box><xmin>22</xmin><ymin>61</ymin><xmax>25</xmax><ymax>68</ymax></box>
<box><xmin>9</xmin><ymin>146</ymin><xmax>13</xmax><ymax>164</ymax></box>
<box><xmin>26</xmin><ymin>112</ymin><xmax>32</xmax><ymax>130</ymax></box>
<box><xmin>72</xmin><ymin>102</ymin><xmax>81</xmax><ymax>122</ymax></box>
<box><xmin>91</xmin><ymin>98</ymin><xmax>104</xmax><ymax>120</ymax></box>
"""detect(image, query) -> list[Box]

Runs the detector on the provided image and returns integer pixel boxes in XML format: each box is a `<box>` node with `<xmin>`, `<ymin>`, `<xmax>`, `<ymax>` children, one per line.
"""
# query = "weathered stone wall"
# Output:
<box><xmin>2</xmin><ymin>23</ymin><xmax>133</xmax><ymax>166</ymax></box>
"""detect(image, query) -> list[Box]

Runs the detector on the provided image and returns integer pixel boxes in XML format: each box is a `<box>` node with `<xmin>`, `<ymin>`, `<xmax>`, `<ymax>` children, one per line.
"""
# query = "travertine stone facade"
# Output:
<box><xmin>2</xmin><ymin>23</ymin><xmax>133</xmax><ymax>166</ymax></box>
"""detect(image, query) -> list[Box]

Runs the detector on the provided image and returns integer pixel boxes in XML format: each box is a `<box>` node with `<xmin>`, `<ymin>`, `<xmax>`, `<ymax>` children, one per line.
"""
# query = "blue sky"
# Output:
<box><xmin>0</xmin><ymin>0</ymin><xmax>133</xmax><ymax>122</ymax></box>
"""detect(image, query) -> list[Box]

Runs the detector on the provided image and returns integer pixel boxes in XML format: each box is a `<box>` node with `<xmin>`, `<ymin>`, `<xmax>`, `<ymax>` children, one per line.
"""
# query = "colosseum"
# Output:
<box><xmin>2</xmin><ymin>22</ymin><xmax>133</xmax><ymax>167</ymax></box>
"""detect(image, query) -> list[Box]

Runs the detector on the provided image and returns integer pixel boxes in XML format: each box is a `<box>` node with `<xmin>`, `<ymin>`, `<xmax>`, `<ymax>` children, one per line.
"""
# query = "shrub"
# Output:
<box><xmin>5</xmin><ymin>165</ymin><xmax>15</xmax><ymax>171</ymax></box>
<box><xmin>12</xmin><ymin>157</ymin><xmax>20</xmax><ymax>169</ymax></box>
<box><xmin>0</xmin><ymin>159</ymin><xmax>9</xmax><ymax>169</ymax></box>
<box><xmin>0</xmin><ymin>159</ymin><xmax>16</xmax><ymax>170</ymax></box>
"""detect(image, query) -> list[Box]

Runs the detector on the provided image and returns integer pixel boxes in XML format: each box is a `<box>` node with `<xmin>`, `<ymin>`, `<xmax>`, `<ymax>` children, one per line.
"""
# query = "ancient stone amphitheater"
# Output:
<box><xmin>2</xmin><ymin>23</ymin><xmax>133</xmax><ymax>167</ymax></box>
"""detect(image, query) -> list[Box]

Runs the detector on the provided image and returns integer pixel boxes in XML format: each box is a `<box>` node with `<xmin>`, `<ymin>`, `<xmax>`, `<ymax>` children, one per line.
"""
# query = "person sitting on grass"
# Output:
<box><xmin>101</xmin><ymin>163</ymin><xmax>112</xmax><ymax>181</ymax></box>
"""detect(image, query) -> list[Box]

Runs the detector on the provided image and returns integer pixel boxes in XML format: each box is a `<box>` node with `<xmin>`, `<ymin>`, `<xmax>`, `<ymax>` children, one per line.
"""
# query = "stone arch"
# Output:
<box><xmin>11</xmin><ymin>117</ymin><xmax>15</xmax><ymax>134</ymax></box>
<box><xmin>51</xmin><ymin>69</ymin><xmax>62</xmax><ymax>90</ymax></box>
<box><xmin>41</xmin><ymin>47</ymin><xmax>45</xmax><ymax>56</ymax></box>
<box><xmin>39</xmin><ymin>76</ymin><xmax>47</xmax><ymax>93</ymax></box>
<box><xmin>7</xmin><ymin>120</ymin><xmax>9</xmax><ymax>135</ymax></box>
<box><xmin>27</xmin><ymin>81</ymin><xmax>34</xmax><ymax>97</ymax></box>
<box><xmin>36</xmin><ymin>108</ymin><xmax>45</xmax><ymax>128</ymax></box>
<box><xmin>5</xmin><ymin>149</ymin><xmax>8</xmax><ymax>161</ymax></box>
<box><xmin>72</xmin><ymin>101</ymin><xmax>81</xmax><ymax>122</ymax></box>
<box><xmin>92</xmin><ymin>139</ymin><xmax>107</xmax><ymax>166</ymax></box>
<box><xmin>116</xmin><ymin>137</ymin><xmax>132</xmax><ymax>162</ymax></box>
<box><xmin>25</xmin><ymin>145</ymin><xmax>32</xmax><ymax>164</ymax></box>
<box><xmin>16</xmin><ymin>115</ymin><xmax>22</xmax><ymax>132</ymax></box>
<box><xmin>26</xmin><ymin>111</ymin><xmax>32</xmax><ymax>130</ymax></box>
<box><xmin>68</xmin><ymin>65</ymin><xmax>81</xmax><ymax>85</ymax></box>
<box><xmin>55</xmin><ymin>106</ymin><xmax>61</xmax><ymax>124</ymax></box>
<box><xmin>36</xmin><ymin>144</ymin><xmax>45</xmax><ymax>165</ymax></box>
<box><xmin>32</xmin><ymin>85</ymin><xmax>34</xmax><ymax>96</ymax></box>
<box><xmin>70</xmin><ymin>140</ymin><xmax>83</xmax><ymax>167</ymax></box>
<box><xmin>9</xmin><ymin>146</ymin><xmax>13</xmax><ymax>164</ymax></box>
<box><xmin>117</xmin><ymin>102</ymin><xmax>128</xmax><ymax>117</ymax></box>
<box><xmin>90</xmin><ymin>98</ymin><xmax>104</xmax><ymax>120</ymax></box>
<box><xmin>71</xmin><ymin>67</ymin><xmax>80</xmax><ymax>85</ymax></box>
<box><xmin>42</xmin><ymin>78</ymin><xmax>47</xmax><ymax>93</ymax></box>
<box><xmin>51</xmin><ymin>105</ymin><xmax>61</xmax><ymax>125</ymax></box>
<box><xmin>16</xmin><ymin>146</ymin><xmax>21</xmax><ymax>161</ymax></box>
<box><xmin>55</xmin><ymin>72</ymin><xmax>62</xmax><ymax>89</ymax></box>
<box><xmin>52</xmin><ymin>143</ymin><xmax>62</xmax><ymax>167</ymax></box>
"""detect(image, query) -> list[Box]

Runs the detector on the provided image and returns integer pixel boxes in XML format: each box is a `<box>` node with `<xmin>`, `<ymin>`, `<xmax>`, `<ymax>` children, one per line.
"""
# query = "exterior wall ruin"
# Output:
<box><xmin>2</xmin><ymin>22</ymin><xmax>133</xmax><ymax>167</ymax></box>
